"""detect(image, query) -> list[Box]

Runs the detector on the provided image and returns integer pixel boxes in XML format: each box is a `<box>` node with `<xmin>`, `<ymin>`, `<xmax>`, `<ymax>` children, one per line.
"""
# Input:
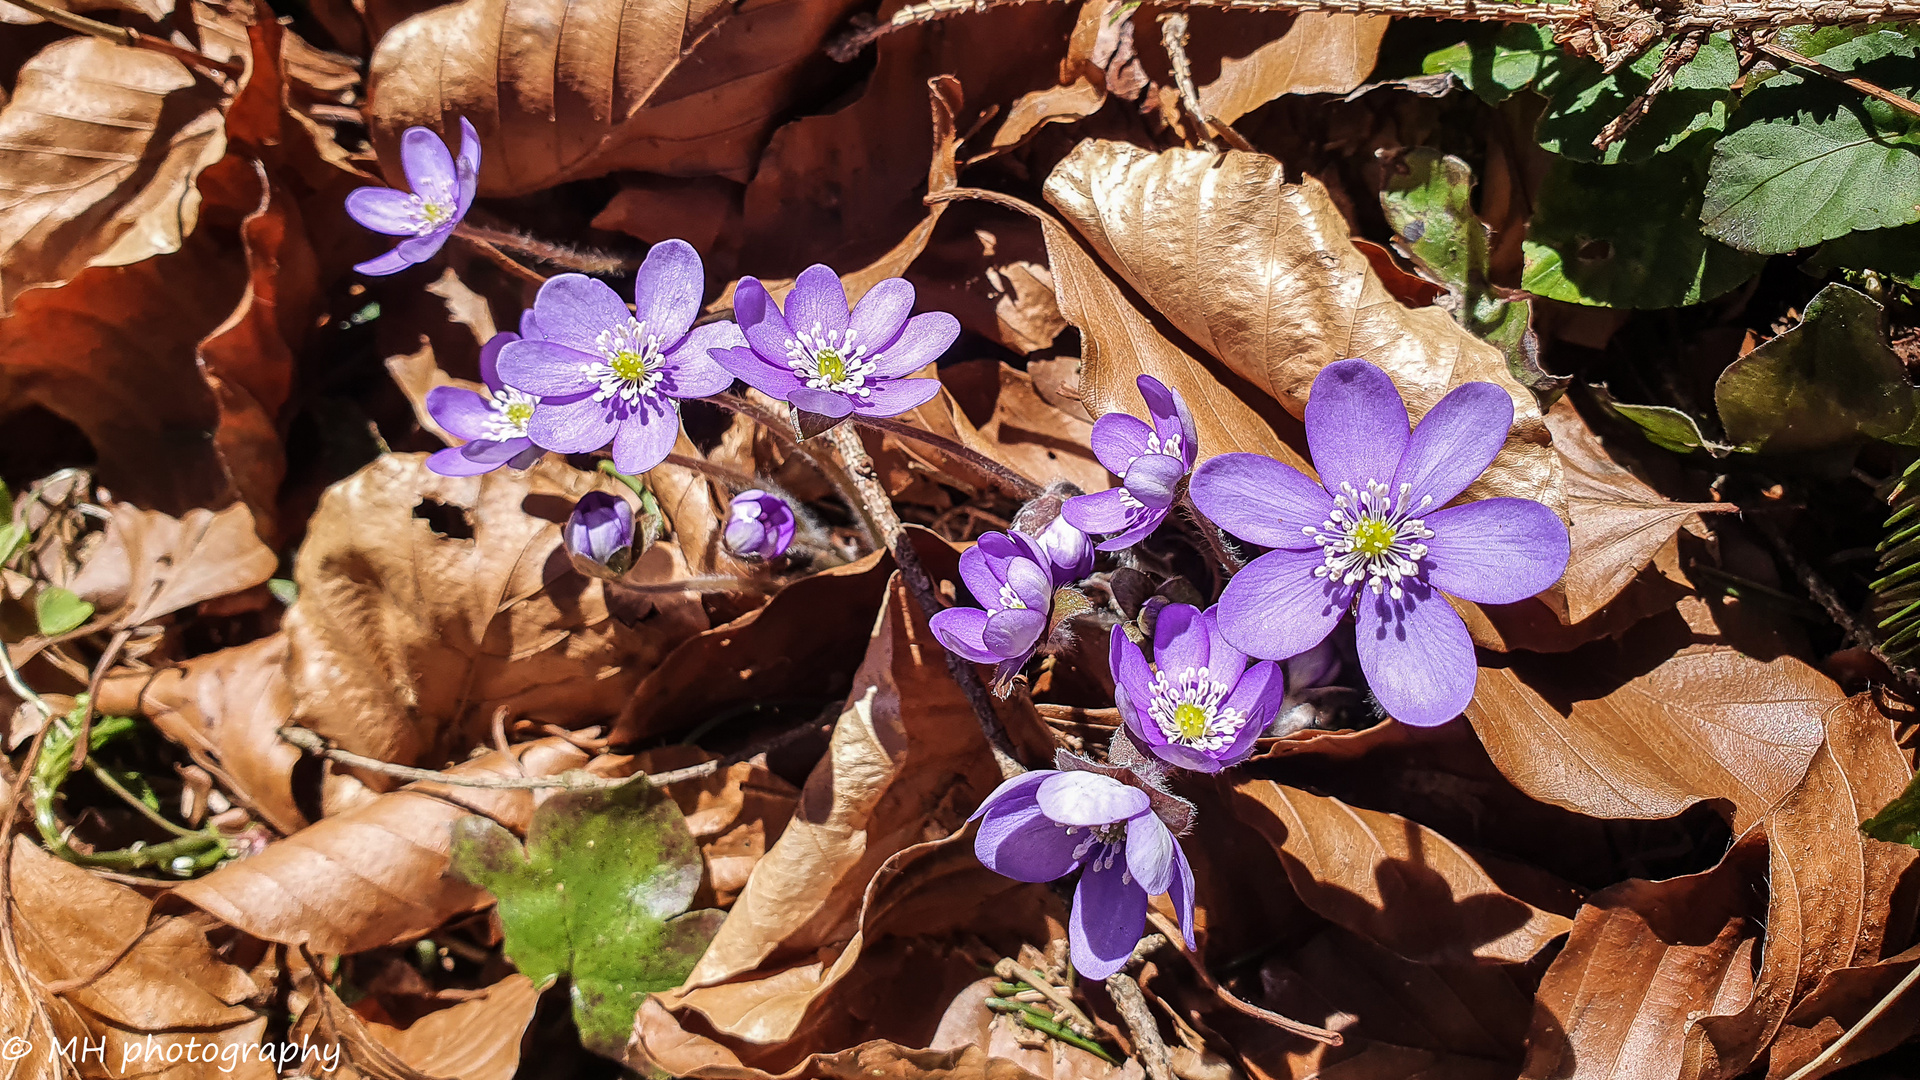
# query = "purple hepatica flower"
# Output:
<box><xmin>1189</xmin><ymin>359</ymin><xmax>1569</xmax><ymax>727</ymax></box>
<box><xmin>724</xmin><ymin>489</ymin><xmax>796</xmax><ymax>560</ymax></box>
<box><xmin>498</xmin><ymin>239</ymin><xmax>744</xmax><ymax>475</ymax></box>
<box><xmin>565</xmin><ymin>492</ymin><xmax>636</xmax><ymax>576</ymax></box>
<box><xmin>971</xmin><ymin>768</ymin><xmax>1194</xmax><ymax>981</ymax></box>
<box><xmin>425</xmin><ymin>323</ymin><xmax>545</xmax><ymax>477</ymax></box>
<box><xmin>929</xmin><ymin>530</ymin><xmax>1055</xmax><ymax>689</ymax></box>
<box><xmin>1062</xmin><ymin>376</ymin><xmax>1199</xmax><ymax>551</ymax></box>
<box><xmin>345</xmin><ymin>119</ymin><xmax>479</xmax><ymax>276</ymax></box>
<box><xmin>712</xmin><ymin>266</ymin><xmax>954</xmax><ymax>420</ymax></box>
<box><xmin>1025</xmin><ymin>514</ymin><xmax>1094</xmax><ymax>585</ymax></box>
<box><xmin>1111</xmin><ymin>604</ymin><xmax>1284</xmax><ymax>773</ymax></box>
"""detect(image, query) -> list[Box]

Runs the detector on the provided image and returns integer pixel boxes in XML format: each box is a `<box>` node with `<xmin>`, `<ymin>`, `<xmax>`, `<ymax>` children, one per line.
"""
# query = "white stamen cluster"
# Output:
<box><xmin>1064</xmin><ymin>822</ymin><xmax>1130</xmax><ymax>881</ymax></box>
<box><xmin>996</xmin><ymin>582</ymin><xmax>1028</xmax><ymax>611</ymax></box>
<box><xmin>405</xmin><ymin>179</ymin><xmax>458</xmax><ymax>234</ymax></box>
<box><xmin>1144</xmin><ymin>431</ymin><xmax>1183</xmax><ymax>460</ymax></box>
<box><xmin>1304</xmin><ymin>479</ymin><xmax>1435</xmax><ymax>600</ymax></box>
<box><xmin>786</xmin><ymin>324</ymin><xmax>878</xmax><ymax>396</ymax></box>
<box><xmin>580</xmin><ymin>318</ymin><xmax>667</xmax><ymax>407</ymax></box>
<box><xmin>1147</xmin><ymin>666</ymin><xmax>1248</xmax><ymax>752</ymax></box>
<box><xmin>479</xmin><ymin>386</ymin><xmax>537</xmax><ymax>441</ymax></box>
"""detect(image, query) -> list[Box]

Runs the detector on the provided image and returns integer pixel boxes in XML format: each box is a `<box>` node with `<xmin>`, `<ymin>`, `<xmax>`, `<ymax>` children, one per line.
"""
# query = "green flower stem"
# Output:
<box><xmin>983</xmin><ymin>998</ymin><xmax>1117</xmax><ymax>1062</ymax></box>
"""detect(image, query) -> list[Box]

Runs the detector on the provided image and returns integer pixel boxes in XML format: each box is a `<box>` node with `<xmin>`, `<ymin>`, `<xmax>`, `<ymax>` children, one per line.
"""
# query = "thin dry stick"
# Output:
<box><xmin>1105</xmin><ymin>972</ymin><xmax>1174</xmax><ymax>1080</ymax></box>
<box><xmin>1781</xmin><ymin>960</ymin><xmax>1920</xmax><ymax>1080</ymax></box>
<box><xmin>853</xmin><ymin>415</ymin><xmax>1043</xmax><ymax>499</ymax></box>
<box><xmin>824</xmin><ymin>423</ymin><xmax>1028</xmax><ymax>779</ymax></box>
<box><xmin>713</xmin><ymin>394</ymin><xmax>883</xmax><ymax>551</ymax></box>
<box><xmin>68</xmin><ymin>626</ymin><xmax>133</xmax><ymax>774</ymax></box>
<box><xmin>276</xmin><ymin>727</ymin><xmax>721</xmax><ymax>790</ymax></box>
<box><xmin>1760</xmin><ymin>40</ymin><xmax>1920</xmax><ymax>119</ymax></box>
<box><xmin>1593</xmin><ymin>30</ymin><xmax>1709</xmax><ymax>149</ymax></box>
<box><xmin>3</xmin><ymin>0</ymin><xmax>239</xmax><ymax>77</ymax></box>
<box><xmin>1751</xmin><ymin>513</ymin><xmax>1920</xmax><ymax>698</ymax></box>
<box><xmin>1159</xmin><ymin>13</ymin><xmax>1220</xmax><ymax>151</ymax></box>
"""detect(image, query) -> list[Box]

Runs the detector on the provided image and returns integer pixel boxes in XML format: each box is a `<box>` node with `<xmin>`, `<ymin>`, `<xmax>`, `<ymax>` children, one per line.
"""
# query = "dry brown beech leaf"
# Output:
<box><xmin>1235</xmin><ymin>780</ymin><xmax>1574</xmax><ymax>966</ymax></box>
<box><xmin>632</xmin><ymin>1028</ymin><xmax>1080</xmax><ymax>1080</ymax></box>
<box><xmin>1548</xmin><ymin>398</ymin><xmax>1722</xmax><ymax>624</ymax></box>
<box><xmin>1522</xmin><ymin>834</ymin><xmax>1769</xmax><ymax>1080</ymax></box>
<box><xmin>302</xmin><ymin>973</ymin><xmax>539</xmax><ymax>1080</ymax></box>
<box><xmin>659</xmin><ymin>569</ymin><xmax>1050</xmax><ymax>1047</ymax></box>
<box><xmin>638</xmin><ymin>748</ymin><xmax>801</xmax><ymax>909</ymax></box>
<box><xmin>367</xmin><ymin>0</ymin><xmax>864</xmax><ymax>197</ymax></box>
<box><xmin>937</xmin><ymin>359</ymin><xmax>1110</xmax><ymax>497</ymax></box>
<box><xmin>9</xmin><ymin>838</ymin><xmax>273</xmax><ymax>1078</ymax></box>
<box><xmin>1765</xmin><ymin>942</ymin><xmax>1920</xmax><ymax>1080</ymax></box>
<box><xmin>166</xmin><ymin>737</ymin><xmax>592</xmax><ymax>955</ymax></box>
<box><xmin>67</xmin><ymin>502</ymin><xmax>277</xmax><ymax>631</ymax></box>
<box><xmin>1196</xmin><ymin>12</ymin><xmax>1390</xmax><ymax>123</ymax></box>
<box><xmin>1680</xmin><ymin>695</ymin><xmax>1918</xmax><ymax>1080</ymax></box>
<box><xmin>1042</xmin><ymin>140</ymin><xmax>1563</xmax><ymax>512</ymax></box>
<box><xmin>1466</xmin><ymin>597</ymin><xmax>1838</xmax><ymax>831</ymax></box>
<box><xmin>95</xmin><ymin>633</ymin><xmax>306</xmax><ymax>835</ymax></box>
<box><xmin>282</xmin><ymin>453</ymin><xmax>708</xmax><ymax>778</ymax></box>
<box><xmin>0</xmin><ymin>37</ymin><xmax>227</xmax><ymax>313</ymax></box>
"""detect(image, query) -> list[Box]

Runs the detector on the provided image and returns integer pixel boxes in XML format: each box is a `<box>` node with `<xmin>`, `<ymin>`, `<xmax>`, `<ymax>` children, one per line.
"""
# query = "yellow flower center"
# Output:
<box><xmin>504</xmin><ymin>401</ymin><xmax>535</xmax><ymax>428</ymax></box>
<box><xmin>609</xmin><ymin>349</ymin><xmax>651</xmax><ymax>383</ymax></box>
<box><xmin>1172</xmin><ymin>703</ymin><xmax>1211</xmax><ymax>742</ymax></box>
<box><xmin>815</xmin><ymin>348</ymin><xmax>847</xmax><ymax>385</ymax></box>
<box><xmin>418</xmin><ymin>200</ymin><xmax>452</xmax><ymax>227</ymax></box>
<box><xmin>1349</xmin><ymin>518</ymin><xmax>1397</xmax><ymax>558</ymax></box>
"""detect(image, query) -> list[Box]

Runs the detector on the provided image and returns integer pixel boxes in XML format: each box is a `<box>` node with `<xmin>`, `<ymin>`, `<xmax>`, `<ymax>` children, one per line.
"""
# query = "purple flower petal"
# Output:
<box><xmin>394</xmin><ymin>228</ymin><xmax>452</xmax><ymax>265</ymax></box>
<box><xmin>565</xmin><ymin>491</ymin><xmax>634</xmax><ymax>564</ymax></box>
<box><xmin>1122</xmin><ymin>453</ymin><xmax>1186</xmax><ymax>510</ymax></box>
<box><xmin>425</xmin><ymin>385</ymin><xmax>494</xmax><ymax>441</ymax></box>
<box><xmin>1422</xmin><ymin>498</ymin><xmax>1570</xmax><ymax>605</ymax></box>
<box><xmin>497</xmin><ymin>339</ymin><xmax>598</xmax><ymax>397</ymax></box>
<box><xmin>970</xmin><ymin>771</ymin><xmax>1049</xmax><ymax>822</ymax></box>
<box><xmin>1070</xmin><ymin>859</ymin><xmax>1149</xmax><ymax>981</ymax></box>
<box><xmin>399</xmin><ymin>125</ymin><xmax>458</xmax><ymax>197</ymax></box>
<box><xmin>1061</xmin><ymin>488</ymin><xmax>1136</xmax><ymax>535</ymax></box>
<box><xmin>353</xmin><ymin>247</ymin><xmax>418</xmax><ymax>276</ymax></box>
<box><xmin>1355</xmin><ymin>581</ymin><xmax>1477</xmax><ymax>727</ymax></box>
<box><xmin>1110</xmin><ymin>626</ymin><xmax>1155</xmax><ymax>717</ymax></box>
<box><xmin>1155</xmin><ymin>742</ymin><xmax>1227</xmax><ymax>773</ymax></box>
<box><xmin>519</xmin><ymin>309</ymin><xmax>543</xmax><ymax>339</ymax></box>
<box><xmin>734</xmin><ymin>277</ymin><xmax>795</xmax><ymax>363</ymax></box>
<box><xmin>508</xmin><ymin>443</ymin><xmax>544</xmax><ymax>469</ymax></box>
<box><xmin>1216</xmin><ymin>546</ymin><xmax>1355</xmax><ymax>660</ymax></box>
<box><xmin>427</xmin><ymin>444</ymin><xmax>504</xmax><ymax>476</ymax></box>
<box><xmin>1305</xmin><ymin>359</ymin><xmax>1410</xmax><ymax>500</ymax></box>
<box><xmin>1220</xmin><ymin>661</ymin><xmax>1284</xmax><ymax>762</ymax></box>
<box><xmin>1037</xmin><ymin>771</ymin><xmax>1149</xmax><ymax>826</ymax></box>
<box><xmin>531</xmin><ymin>274</ymin><xmax>632</xmax><ymax>354</ymax></box>
<box><xmin>462</xmin><ymin>436</ymin><xmax>534</xmax><ymax>464</ymax></box>
<box><xmin>1167</xmin><ymin>843</ymin><xmax>1197</xmax><ymax>950</ymax></box>
<box><xmin>1137</xmin><ymin>376</ymin><xmax>1198</xmax><ymax>469</ymax></box>
<box><xmin>345</xmin><ymin>187</ymin><xmax>424</xmax><ymax>236</ymax></box>
<box><xmin>1189</xmin><ymin>453</ymin><xmax>1332</xmax><ymax>550</ymax></box>
<box><xmin>1152</xmin><ymin>603</ymin><xmax>1208</xmax><ymax>677</ymax></box>
<box><xmin>1096</xmin><ymin>508</ymin><xmax>1168</xmax><ymax>552</ymax></box>
<box><xmin>609</xmin><ymin>405</ymin><xmax>681</xmax><ymax>474</ymax></box>
<box><xmin>848</xmin><ymin>378</ymin><xmax>943</xmax><ymax>418</ymax></box>
<box><xmin>783</xmin><ymin>264</ymin><xmax>850</xmax><ymax>340</ymax></box>
<box><xmin>660</xmin><ymin>321</ymin><xmax>744</xmax><ymax>399</ymax></box>
<box><xmin>454</xmin><ymin>117</ymin><xmax>480</xmax><ymax>215</ymax></box>
<box><xmin>1090</xmin><ymin>413</ymin><xmax>1154</xmax><ymax>477</ymax></box>
<box><xmin>977</xmin><ymin>800</ymin><xmax>1081</xmax><ymax>883</ymax></box>
<box><xmin>1125</xmin><ymin>813</ymin><xmax>1176</xmax><ymax>896</ymax></box>
<box><xmin>984</xmin><ymin>607</ymin><xmax>1045</xmax><ymax>660</ymax></box>
<box><xmin>1393</xmin><ymin>381</ymin><xmax>1513</xmax><ymax>509</ymax></box>
<box><xmin>931</xmin><ymin>607</ymin><xmax>1002</xmax><ymax>664</ymax></box>
<box><xmin>1200</xmin><ymin>606</ymin><xmax>1247</xmax><ymax>677</ymax></box>
<box><xmin>633</xmin><ymin>238</ymin><xmax>705</xmax><ymax>345</ymax></box>
<box><xmin>478</xmin><ymin>331</ymin><xmax>519</xmax><ymax>391</ymax></box>
<box><xmin>849</xmin><ymin>277</ymin><xmax>915</xmax><ymax>352</ymax></box>
<box><xmin>527</xmin><ymin>394</ymin><xmax>618</xmax><ymax>454</ymax></box>
<box><xmin>1004</xmin><ymin>556</ymin><xmax>1053</xmax><ymax>612</ymax></box>
<box><xmin>790</xmin><ymin>388</ymin><xmax>855</xmax><ymax>418</ymax></box>
<box><xmin>868</xmin><ymin>311</ymin><xmax>960</xmax><ymax>378</ymax></box>
<box><xmin>957</xmin><ymin>545</ymin><xmax>1005</xmax><ymax>610</ymax></box>
<box><xmin>713</xmin><ymin>345</ymin><xmax>804</xmax><ymax>401</ymax></box>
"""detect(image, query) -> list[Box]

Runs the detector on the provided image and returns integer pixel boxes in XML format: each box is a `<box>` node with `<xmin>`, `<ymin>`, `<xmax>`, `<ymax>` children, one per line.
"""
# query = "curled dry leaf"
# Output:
<box><xmin>166</xmin><ymin>737</ymin><xmax>592</xmax><ymax>955</ymax></box>
<box><xmin>1196</xmin><ymin>12</ymin><xmax>1391</xmax><ymax>123</ymax></box>
<box><xmin>368</xmin><ymin>0</ymin><xmax>864</xmax><ymax>196</ymax></box>
<box><xmin>67</xmin><ymin>502</ymin><xmax>277</xmax><ymax>631</ymax></box>
<box><xmin>1466</xmin><ymin>597</ymin><xmax>1837</xmax><ymax>831</ymax></box>
<box><xmin>291</xmin><ymin>972</ymin><xmax>539</xmax><ymax>1080</ymax></box>
<box><xmin>282</xmin><ymin>453</ymin><xmax>707</xmax><ymax>778</ymax></box>
<box><xmin>10</xmin><ymin>837</ymin><xmax>272</xmax><ymax>1078</ymax></box>
<box><xmin>1234</xmin><ymin>780</ymin><xmax>1574</xmax><ymax>966</ymax></box>
<box><xmin>1042</xmin><ymin>140</ymin><xmax>1563</xmax><ymax>511</ymax></box>
<box><xmin>635</xmin><ymin>748</ymin><xmax>800</xmax><ymax>908</ymax></box>
<box><xmin>0</xmin><ymin>38</ymin><xmax>227</xmax><ymax>313</ymax></box>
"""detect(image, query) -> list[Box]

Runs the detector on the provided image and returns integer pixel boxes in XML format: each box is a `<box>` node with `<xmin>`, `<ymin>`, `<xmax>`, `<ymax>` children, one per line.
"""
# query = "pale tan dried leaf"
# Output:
<box><xmin>1042</xmin><ymin>140</ymin><xmax>1562</xmax><ymax>510</ymax></box>
<box><xmin>1235</xmin><ymin>781</ymin><xmax>1573</xmax><ymax>965</ymax></box>
<box><xmin>282</xmin><ymin>454</ymin><xmax>707</xmax><ymax>776</ymax></box>
<box><xmin>67</xmin><ymin>503</ymin><xmax>276</xmax><ymax>631</ymax></box>
<box><xmin>1197</xmin><ymin>14</ymin><xmax>1390</xmax><ymax>123</ymax></box>
<box><xmin>0</xmin><ymin>38</ymin><xmax>227</xmax><ymax>313</ymax></box>
<box><xmin>348</xmin><ymin>974</ymin><xmax>539</xmax><ymax>1080</ymax></box>
<box><xmin>0</xmin><ymin>0</ymin><xmax>170</xmax><ymax>25</ymax></box>
<box><xmin>1467</xmin><ymin>597</ymin><xmax>1837</xmax><ymax>831</ymax></box>
<box><xmin>939</xmin><ymin>360</ymin><xmax>1109</xmax><ymax>496</ymax></box>
<box><xmin>168</xmin><ymin>738</ymin><xmax>591</xmax><ymax>954</ymax></box>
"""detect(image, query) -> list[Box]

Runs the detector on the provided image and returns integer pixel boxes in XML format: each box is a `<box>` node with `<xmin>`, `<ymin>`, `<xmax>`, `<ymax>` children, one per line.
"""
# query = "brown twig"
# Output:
<box><xmin>1159</xmin><ymin>13</ymin><xmax>1220</xmax><ymax>150</ymax></box>
<box><xmin>1594</xmin><ymin>30</ymin><xmax>1709</xmax><ymax>150</ymax></box>
<box><xmin>1105</xmin><ymin>970</ymin><xmax>1174</xmax><ymax>1080</ymax></box>
<box><xmin>852</xmin><ymin>414</ymin><xmax>1044</xmax><ymax>500</ymax></box>
<box><xmin>824</xmin><ymin>423</ymin><xmax>1028</xmax><ymax>779</ymax></box>
<box><xmin>3</xmin><ymin>0</ymin><xmax>240</xmax><ymax>78</ymax></box>
<box><xmin>1759</xmin><ymin>40</ymin><xmax>1920</xmax><ymax>119</ymax></box>
<box><xmin>1781</xmin><ymin>957</ymin><xmax>1920</xmax><ymax>1080</ymax></box>
<box><xmin>69</xmin><ymin>626</ymin><xmax>133</xmax><ymax>774</ymax></box>
<box><xmin>0</xmin><ymin>650</ymin><xmax>68</xmax><ymax>1080</ymax></box>
<box><xmin>276</xmin><ymin>727</ymin><xmax>720</xmax><ymax>790</ymax></box>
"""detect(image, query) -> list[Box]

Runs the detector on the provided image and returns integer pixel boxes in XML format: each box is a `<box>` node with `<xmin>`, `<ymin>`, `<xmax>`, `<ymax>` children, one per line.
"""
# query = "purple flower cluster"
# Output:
<box><xmin>1063</xmin><ymin>376</ymin><xmax>1197</xmax><ymax>550</ymax></box>
<box><xmin>928</xmin><ymin>528</ymin><xmax>1068</xmax><ymax>691</ymax></box>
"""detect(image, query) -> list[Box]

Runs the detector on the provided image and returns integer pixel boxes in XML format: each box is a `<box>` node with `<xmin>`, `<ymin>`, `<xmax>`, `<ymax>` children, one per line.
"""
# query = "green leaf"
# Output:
<box><xmin>1863</xmin><ymin>771</ymin><xmax>1920</xmax><ymax>847</ymax></box>
<box><xmin>1534</xmin><ymin>34</ymin><xmax>1738</xmax><ymax>164</ymax></box>
<box><xmin>1592</xmin><ymin>387</ymin><xmax>1736</xmax><ymax>455</ymax></box>
<box><xmin>1523</xmin><ymin>134</ymin><xmax>1767</xmax><ymax>308</ymax></box>
<box><xmin>1808</xmin><ymin>222</ymin><xmax>1920</xmax><ymax>288</ymax></box>
<box><xmin>34</xmin><ymin>587</ymin><xmax>93</xmax><ymax>637</ymax></box>
<box><xmin>0</xmin><ymin>480</ymin><xmax>23</xmax><ymax>568</ymax></box>
<box><xmin>1713</xmin><ymin>283</ymin><xmax>1913</xmax><ymax>453</ymax></box>
<box><xmin>1421</xmin><ymin>23</ymin><xmax>1557</xmax><ymax>105</ymax></box>
<box><xmin>448</xmin><ymin>778</ymin><xmax>720</xmax><ymax>1057</ymax></box>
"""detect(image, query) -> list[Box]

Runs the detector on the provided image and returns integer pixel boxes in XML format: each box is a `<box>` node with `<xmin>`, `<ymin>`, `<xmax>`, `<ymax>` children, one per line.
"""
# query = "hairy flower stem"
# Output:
<box><xmin>455</xmin><ymin>222</ymin><xmax>634</xmax><ymax>274</ymax></box>
<box><xmin>711</xmin><ymin>394</ymin><xmax>881</xmax><ymax>552</ymax></box>
<box><xmin>852</xmin><ymin>415</ymin><xmax>1043</xmax><ymax>500</ymax></box>
<box><xmin>1179</xmin><ymin>492</ymin><xmax>1242</xmax><ymax>580</ymax></box>
<box><xmin>825</xmin><ymin>423</ymin><xmax>1027</xmax><ymax>779</ymax></box>
<box><xmin>452</xmin><ymin>230</ymin><xmax>547</xmax><ymax>286</ymax></box>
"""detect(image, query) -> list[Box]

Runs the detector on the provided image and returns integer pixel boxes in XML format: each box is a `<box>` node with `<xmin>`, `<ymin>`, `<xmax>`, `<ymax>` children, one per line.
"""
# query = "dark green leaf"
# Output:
<box><xmin>1593</xmin><ymin>387</ymin><xmax>1736</xmax><ymax>455</ymax></box>
<box><xmin>1808</xmin><ymin>222</ymin><xmax>1920</xmax><ymax>288</ymax></box>
<box><xmin>1535</xmin><ymin>34</ymin><xmax>1738</xmax><ymax>164</ymax></box>
<box><xmin>449</xmin><ymin>778</ymin><xmax>720</xmax><ymax>1057</ymax></box>
<box><xmin>1420</xmin><ymin>24</ymin><xmax>1556</xmax><ymax>105</ymax></box>
<box><xmin>34</xmin><ymin>587</ymin><xmax>93</xmax><ymax>637</ymax></box>
<box><xmin>1713</xmin><ymin>283</ymin><xmax>1913</xmax><ymax>453</ymax></box>
<box><xmin>1862</xmin><ymin>771</ymin><xmax>1920</xmax><ymax>847</ymax></box>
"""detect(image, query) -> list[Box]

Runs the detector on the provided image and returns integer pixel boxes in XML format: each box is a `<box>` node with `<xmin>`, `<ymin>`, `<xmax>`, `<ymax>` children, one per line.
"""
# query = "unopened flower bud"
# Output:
<box><xmin>724</xmin><ymin>489</ymin><xmax>796</xmax><ymax>560</ymax></box>
<box><xmin>1013</xmin><ymin>483</ymin><xmax>1093</xmax><ymax>585</ymax></box>
<box><xmin>565</xmin><ymin>492</ymin><xmax>635</xmax><ymax>578</ymax></box>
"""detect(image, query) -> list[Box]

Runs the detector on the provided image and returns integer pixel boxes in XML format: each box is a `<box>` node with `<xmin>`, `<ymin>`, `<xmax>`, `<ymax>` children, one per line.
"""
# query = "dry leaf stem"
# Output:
<box><xmin>824</xmin><ymin>423</ymin><xmax>1028</xmax><ymax>779</ymax></box>
<box><xmin>1157</xmin><ymin>14</ymin><xmax>1219</xmax><ymax>151</ymax></box>
<box><xmin>714</xmin><ymin>394</ymin><xmax>882</xmax><ymax>551</ymax></box>
<box><xmin>1593</xmin><ymin>30</ymin><xmax>1709</xmax><ymax>149</ymax></box>
<box><xmin>1104</xmin><ymin>971</ymin><xmax>1175</xmax><ymax>1080</ymax></box>
<box><xmin>275</xmin><ymin>727</ymin><xmax>722</xmax><ymax>790</ymax></box>
<box><xmin>854</xmin><ymin>415</ymin><xmax>1044</xmax><ymax>499</ymax></box>
<box><xmin>1757</xmin><ymin>40</ymin><xmax>1920</xmax><ymax>118</ymax></box>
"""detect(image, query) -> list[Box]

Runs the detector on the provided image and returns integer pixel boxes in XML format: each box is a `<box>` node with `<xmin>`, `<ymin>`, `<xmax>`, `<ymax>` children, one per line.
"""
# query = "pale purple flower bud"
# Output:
<box><xmin>1062</xmin><ymin>375</ymin><xmax>1198</xmax><ymax>551</ymax></box>
<box><xmin>724</xmin><ymin>489</ymin><xmax>796</xmax><ymax>560</ymax></box>
<box><xmin>929</xmin><ymin>529</ymin><xmax>1055</xmax><ymax>690</ymax></box>
<box><xmin>345</xmin><ymin>118</ymin><xmax>480</xmax><ymax>276</ymax></box>
<box><xmin>565</xmin><ymin>492</ymin><xmax>635</xmax><ymax>576</ymax></box>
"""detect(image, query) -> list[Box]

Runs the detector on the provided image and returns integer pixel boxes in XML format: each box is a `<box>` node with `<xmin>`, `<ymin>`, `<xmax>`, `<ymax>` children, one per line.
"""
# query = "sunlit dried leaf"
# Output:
<box><xmin>67</xmin><ymin>502</ymin><xmax>276</xmax><ymax>631</ymax></box>
<box><xmin>1197</xmin><ymin>13</ymin><xmax>1390</xmax><ymax>123</ymax></box>
<box><xmin>938</xmin><ymin>360</ymin><xmax>1109</xmax><ymax>496</ymax></box>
